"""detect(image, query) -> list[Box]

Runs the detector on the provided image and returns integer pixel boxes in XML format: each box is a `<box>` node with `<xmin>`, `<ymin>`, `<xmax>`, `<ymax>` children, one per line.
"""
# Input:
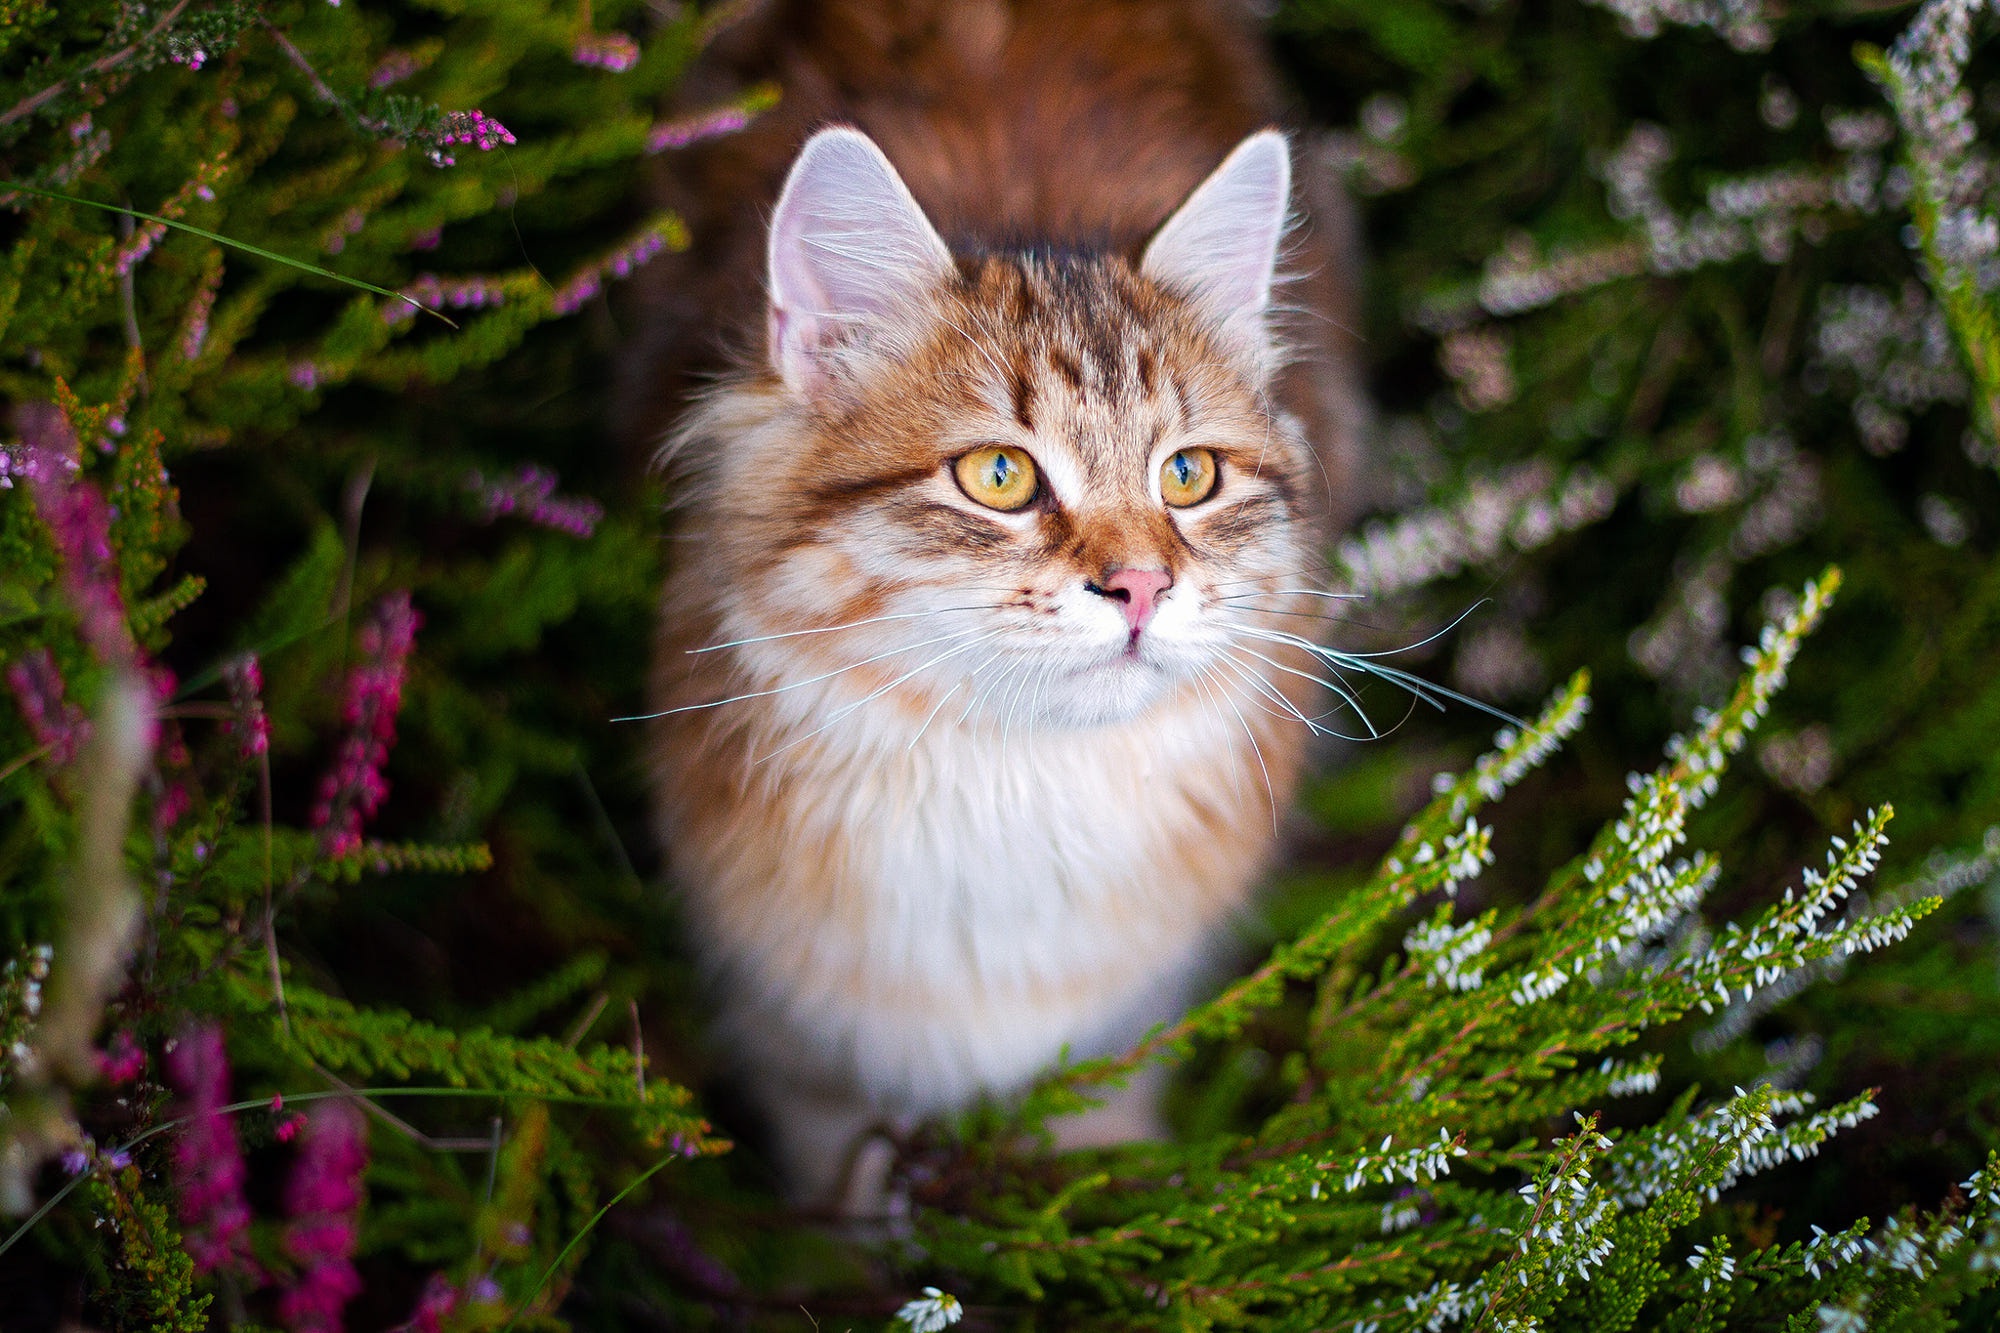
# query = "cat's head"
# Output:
<box><xmin>677</xmin><ymin>125</ymin><xmax>1325</xmax><ymax>732</ymax></box>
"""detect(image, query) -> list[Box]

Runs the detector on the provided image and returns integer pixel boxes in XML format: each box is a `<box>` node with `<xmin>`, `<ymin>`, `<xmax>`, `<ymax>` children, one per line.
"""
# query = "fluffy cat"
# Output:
<box><xmin>629</xmin><ymin>0</ymin><xmax>1364</xmax><ymax>1211</ymax></box>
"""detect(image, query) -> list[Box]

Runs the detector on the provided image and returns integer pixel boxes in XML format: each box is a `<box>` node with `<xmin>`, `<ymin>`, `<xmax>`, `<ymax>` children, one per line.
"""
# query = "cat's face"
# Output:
<box><xmin>679</xmin><ymin>128</ymin><xmax>1321</xmax><ymax>732</ymax></box>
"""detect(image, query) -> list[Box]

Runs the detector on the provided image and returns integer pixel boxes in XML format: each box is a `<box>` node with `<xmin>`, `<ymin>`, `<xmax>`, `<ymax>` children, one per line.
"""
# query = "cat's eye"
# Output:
<box><xmin>1160</xmin><ymin>448</ymin><xmax>1218</xmax><ymax>507</ymax></box>
<box><xmin>954</xmin><ymin>445</ymin><xmax>1039</xmax><ymax>511</ymax></box>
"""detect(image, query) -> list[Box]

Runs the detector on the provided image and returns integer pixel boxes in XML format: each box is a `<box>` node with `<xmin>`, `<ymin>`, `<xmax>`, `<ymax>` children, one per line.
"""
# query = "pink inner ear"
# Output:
<box><xmin>766</xmin><ymin>128</ymin><xmax>954</xmax><ymax>390</ymax></box>
<box><xmin>1140</xmin><ymin>130</ymin><xmax>1291</xmax><ymax>333</ymax></box>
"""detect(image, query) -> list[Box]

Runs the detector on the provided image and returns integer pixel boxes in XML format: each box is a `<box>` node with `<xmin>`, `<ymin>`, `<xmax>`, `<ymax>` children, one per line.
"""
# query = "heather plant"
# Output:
<box><xmin>2</xmin><ymin>0</ymin><xmax>2000</xmax><ymax>1330</ymax></box>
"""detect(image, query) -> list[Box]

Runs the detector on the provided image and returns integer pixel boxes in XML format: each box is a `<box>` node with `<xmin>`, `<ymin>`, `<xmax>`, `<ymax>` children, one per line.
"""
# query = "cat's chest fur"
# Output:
<box><xmin>659</xmin><ymin>648</ymin><xmax>1289</xmax><ymax>1114</ymax></box>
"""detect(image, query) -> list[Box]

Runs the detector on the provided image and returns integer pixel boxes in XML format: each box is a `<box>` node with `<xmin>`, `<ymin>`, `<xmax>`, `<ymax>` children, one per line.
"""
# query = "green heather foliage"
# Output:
<box><xmin>1</xmin><ymin>1</ymin><xmax>1999</xmax><ymax>1330</ymax></box>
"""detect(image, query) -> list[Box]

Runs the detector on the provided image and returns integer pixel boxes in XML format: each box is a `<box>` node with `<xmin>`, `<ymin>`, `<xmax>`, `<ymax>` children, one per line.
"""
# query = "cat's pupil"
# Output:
<box><xmin>1170</xmin><ymin>454</ymin><xmax>1193</xmax><ymax>485</ymax></box>
<box><xmin>991</xmin><ymin>456</ymin><xmax>1012</xmax><ymax>486</ymax></box>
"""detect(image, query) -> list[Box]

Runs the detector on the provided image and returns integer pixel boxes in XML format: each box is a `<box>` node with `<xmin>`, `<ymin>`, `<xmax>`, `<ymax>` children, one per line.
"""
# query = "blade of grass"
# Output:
<box><xmin>2</xmin><ymin>182</ymin><xmax>456</xmax><ymax>328</ymax></box>
<box><xmin>0</xmin><ymin>1085</ymin><xmax>706</xmax><ymax>1260</ymax></box>
<box><xmin>500</xmin><ymin>1153</ymin><xmax>681</xmax><ymax>1332</ymax></box>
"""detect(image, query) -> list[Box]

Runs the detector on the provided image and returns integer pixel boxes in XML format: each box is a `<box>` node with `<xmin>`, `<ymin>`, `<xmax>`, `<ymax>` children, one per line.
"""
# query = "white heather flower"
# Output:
<box><xmin>895</xmin><ymin>1287</ymin><xmax>962</xmax><ymax>1333</ymax></box>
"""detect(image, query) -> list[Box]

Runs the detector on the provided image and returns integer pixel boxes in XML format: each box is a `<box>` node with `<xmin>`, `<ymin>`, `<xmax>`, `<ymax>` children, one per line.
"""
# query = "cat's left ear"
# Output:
<box><xmin>1141</xmin><ymin>131</ymin><xmax>1292</xmax><ymax>367</ymax></box>
<box><xmin>767</xmin><ymin>127</ymin><xmax>955</xmax><ymax>393</ymax></box>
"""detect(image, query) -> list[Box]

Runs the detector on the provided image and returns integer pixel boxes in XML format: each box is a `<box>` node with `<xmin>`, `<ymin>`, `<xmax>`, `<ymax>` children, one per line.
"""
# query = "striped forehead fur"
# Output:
<box><xmin>663</xmin><ymin>244</ymin><xmax>1306</xmax><ymax>507</ymax></box>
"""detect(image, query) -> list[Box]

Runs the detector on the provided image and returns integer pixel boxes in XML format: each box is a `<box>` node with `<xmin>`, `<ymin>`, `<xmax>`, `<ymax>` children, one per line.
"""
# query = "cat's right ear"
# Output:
<box><xmin>766</xmin><ymin>127</ymin><xmax>954</xmax><ymax>393</ymax></box>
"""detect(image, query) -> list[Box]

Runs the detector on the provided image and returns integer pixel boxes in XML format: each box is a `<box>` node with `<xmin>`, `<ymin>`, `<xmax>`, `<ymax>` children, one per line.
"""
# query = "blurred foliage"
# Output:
<box><xmin>2</xmin><ymin>0</ymin><xmax>2000</xmax><ymax>1329</ymax></box>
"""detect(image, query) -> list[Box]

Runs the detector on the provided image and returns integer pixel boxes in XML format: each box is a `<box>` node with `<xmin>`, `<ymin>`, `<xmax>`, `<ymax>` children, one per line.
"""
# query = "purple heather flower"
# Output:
<box><xmin>279</xmin><ymin>1101</ymin><xmax>369</xmax><ymax>1333</ymax></box>
<box><xmin>399</xmin><ymin>1274</ymin><xmax>459</xmax><ymax>1333</ymax></box>
<box><xmin>167</xmin><ymin>1023</ymin><xmax>253</xmax><ymax>1276</ymax></box>
<box><xmin>98</xmin><ymin>1030</ymin><xmax>145</xmax><ymax>1083</ymax></box>
<box><xmin>60</xmin><ymin>1149</ymin><xmax>90</xmax><ymax>1176</ymax></box>
<box><xmin>156</xmin><ymin>778</ymin><xmax>191</xmax><ymax>832</ymax></box>
<box><xmin>8</xmin><ymin>648</ymin><xmax>89</xmax><ymax>765</ymax></box>
<box><xmin>223</xmin><ymin>653</ymin><xmax>271</xmax><ymax>758</ymax></box>
<box><xmin>646</xmin><ymin>106</ymin><xmax>752</xmax><ymax>153</ymax></box>
<box><xmin>113</xmin><ymin>218</ymin><xmax>169</xmax><ymax>276</ymax></box>
<box><xmin>19</xmin><ymin>402</ymin><xmax>132</xmax><ymax>664</ymax></box>
<box><xmin>573</xmin><ymin>32</ymin><xmax>640</xmax><ymax>71</ymax></box>
<box><xmin>465</xmin><ymin>465</ymin><xmax>603</xmax><ymax>539</ymax></box>
<box><xmin>371</xmin><ymin>51</ymin><xmax>421</xmax><ymax>89</ymax></box>
<box><xmin>426</xmin><ymin>110</ymin><xmax>515</xmax><ymax>167</ymax></box>
<box><xmin>289</xmin><ymin>361</ymin><xmax>321</xmax><ymax>391</ymax></box>
<box><xmin>310</xmin><ymin>592</ymin><xmax>421</xmax><ymax>857</ymax></box>
<box><xmin>180</xmin><ymin>270</ymin><xmax>220</xmax><ymax>362</ymax></box>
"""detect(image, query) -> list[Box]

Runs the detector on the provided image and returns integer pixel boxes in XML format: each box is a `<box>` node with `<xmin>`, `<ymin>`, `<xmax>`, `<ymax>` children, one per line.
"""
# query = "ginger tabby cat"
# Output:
<box><xmin>625</xmin><ymin>0</ymin><xmax>1364</xmax><ymax>1212</ymax></box>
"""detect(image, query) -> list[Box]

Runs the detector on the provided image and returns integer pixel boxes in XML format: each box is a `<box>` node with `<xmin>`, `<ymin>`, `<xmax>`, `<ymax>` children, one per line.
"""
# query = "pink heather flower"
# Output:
<box><xmin>98</xmin><ymin>1030</ymin><xmax>145</xmax><ymax>1083</ymax></box>
<box><xmin>289</xmin><ymin>361</ymin><xmax>321</xmax><ymax>391</ymax></box>
<box><xmin>223</xmin><ymin>653</ymin><xmax>270</xmax><ymax>758</ymax></box>
<box><xmin>371</xmin><ymin>50</ymin><xmax>421</xmax><ymax>89</ymax></box>
<box><xmin>310</xmin><ymin>592</ymin><xmax>421</xmax><ymax>857</ymax></box>
<box><xmin>113</xmin><ymin>217</ymin><xmax>170</xmax><ymax>276</ymax></box>
<box><xmin>279</xmin><ymin>1101</ymin><xmax>369</xmax><ymax>1333</ymax></box>
<box><xmin>156</xmin><ymin>778</ymin><xmax>191</xmax><ymax>832</ymax></box>
<box><xmin>180</xmin><ymin>269</ymin><xmax>221</xmax><ymax>362</ymax></box>
<box><xmin>466</xmin><ymin>465</ymin><xmax>603</xmax><ymax>538</ymax></box>
<box><xmin>426</xmin><ymin>110</ymin><xmax>515</xmax><ymax>167</ymax></box>
<box><xmin>398</xmin><ymin>1274</ymin><xmax>459</xmax><ymax>1333</ymax></box>
<box><xmin>8</xmin><ymin>648</ymin><xmax>89</xmax><ymax>765</ymax></box>
<box><xmin>167</xmin><ymin>1023</ymin><xmax>253</xmax><ymax>1276</ymax></box>
<box><xmin>573</xmin><ymin>31</ymin><xmax>640</xmax><ymax>71</ymax></box>
<box><xmin>646</xmin><ymin>106</ymin><xmax>752</xmax><ymax>153</ymax></box>
<box><xmin>19</xmin><ymin>403</ymin><xmax>132</xmax><ymax>664</ymax></box>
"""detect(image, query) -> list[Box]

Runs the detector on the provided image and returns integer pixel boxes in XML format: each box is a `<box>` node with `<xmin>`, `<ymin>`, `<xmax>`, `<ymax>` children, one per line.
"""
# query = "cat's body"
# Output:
<box><xmin>627</xmin><ymin>0</ymin><xmax>1364</xmax><ymax>1209</ymax></box>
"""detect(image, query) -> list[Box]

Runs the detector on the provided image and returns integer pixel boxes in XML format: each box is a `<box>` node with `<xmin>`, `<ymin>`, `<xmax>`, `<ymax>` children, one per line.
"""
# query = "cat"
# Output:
<box><xmin>625</xmin><ymin>0</ymin><xmax>1365</xmax><ymax>1212</ymax></box>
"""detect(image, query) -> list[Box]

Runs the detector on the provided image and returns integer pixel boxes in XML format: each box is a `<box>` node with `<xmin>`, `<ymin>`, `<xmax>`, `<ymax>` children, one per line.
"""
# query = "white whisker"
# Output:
<box><xmin>1235</xmin><ymin>625</ymin><xmax>1522</xmax><ymax>727</ymax></box>
<box><xmin>1187</xmin><ymin>665</ymin><xmax>1246</xmax><ymax>805</ymax></box>
<box><xmin>613</xmin><ymin>624</ymin><xmax>992</xmax><ymax>721</ymax></box>
<box><xmin>687</xmin><ymin>603</ymin><xmax>1002</xmax><ymax>653</ymax></box>
<box><xmin>1217</xmin><ymin>622</ymin><xmax>1376</xmax><ymax>721</ymax></box>
<box><xmin>1202</xmin><ymin>658</ymin><xmax>1278</xmax><ymax>833</ymax></box>
<box><xmin>1215</xmin><ymin>651</ymin><xmax>1339</xmax><ymax>738</ymax></box>
<box><xmin>1219</xmin><ymin>644</ymin><xmax>1375</xmax><ymax>739</ymax></box>
<box><xmin>752</xmin><ymin>629</ymin><xmax>1008</xmax><ymax>764</ymax></box>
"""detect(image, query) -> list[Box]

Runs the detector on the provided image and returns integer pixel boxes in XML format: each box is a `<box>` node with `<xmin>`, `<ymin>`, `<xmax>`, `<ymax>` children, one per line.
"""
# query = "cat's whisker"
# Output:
<box><xmin>752</xmin><ymin>629</ymin><xmax>1011</xmax><ymax>765</ymax></box>
<box><xmin>906</xmin><ymin>676</ymin><xmax>968</xmax><ymax>752</ymax></box>
<box><xmin>937</xmin><ymin>313</ymin><xmax>1013</xmax><ymax>387</ymax></box>
<box><xmin>1215</xmin><ymin>623</ymin><xmax>1376</xmax><ymax>723</ymax></box>
<box><xmin>997</xmin><ymin>644</ymin><xmax>1044</xmax><ymax>761</ymax></box>
<box><xmin>1186</xmin><ymin>665</ymin><xmax>1247</xmax><ymax>806</ymax></box>
<box><xmin>957</xmin><ymin>649</ymin><xmax>1026</xmax><ymax>727</ymax></box>
<box><xmin>1219</xmin><ymin>604</ymin><xmax>1378</xmax><ymax>630</ymax></box>
<box><xmin>1200</xmin><ymin>657</ymin><xmax>1279</xmax><ymax>832</ymax></box>
<box><xmin>1218</xmin><ymin>643</ymin><xmax>1378</xmax><ymax>739</ymax></box>
<box><xmin>1213</xmin><ymin>650</ymin><xmax>1344</xmax><ymax>739</ymax></box>
<box><xmin>1234</xmin><ymin>625</ymin><xmax>1524</xmax><ymax>727</ymax></box>
<box><xmin>1206</xmin><ymin>569</ymin><xmax>1343</xmax><ymax>591</ymax></box>
<box><xmin>687</xmin><ymin>604</ymin><xmax>1004</xmax><ymax>653</ymax></box>
<box><xmin>1214</xmin><ymin>647</ymin><xmax>1383</xmax><ymax>744</ymax></box>
<box><xmin>1214</xmin><ymin>588</ymin><xmax>1366</xmax><ymax>601</ymax></box>
<box><xmin>614</xmin><ymin>625</ymin><xmax>993</xmax><ymax>721</ymax></box>
<box><xmin>1249</xmin><ymin>598</ymin><xmax>1490</xmax><ymax>660</ymax></box>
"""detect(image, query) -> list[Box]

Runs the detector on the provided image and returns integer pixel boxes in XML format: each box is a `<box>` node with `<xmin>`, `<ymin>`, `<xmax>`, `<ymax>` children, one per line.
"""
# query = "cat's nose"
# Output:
<box><xmin>1088</xmin><ymin>567</ymin><xmax>1173</xmax><ymax>634</ymax></box>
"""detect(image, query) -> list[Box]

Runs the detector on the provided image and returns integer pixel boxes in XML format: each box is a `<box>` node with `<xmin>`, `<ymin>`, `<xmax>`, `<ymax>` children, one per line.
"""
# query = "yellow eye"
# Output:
<box><xmin>953</xmin><ymin>446</ymin><xmax>1039</xmax><ymax>511</ymax></box>
<box><xmin>1160</xmin><ymin>448</ymin><xmax>1218</xmax><ymax>507</ymax></box>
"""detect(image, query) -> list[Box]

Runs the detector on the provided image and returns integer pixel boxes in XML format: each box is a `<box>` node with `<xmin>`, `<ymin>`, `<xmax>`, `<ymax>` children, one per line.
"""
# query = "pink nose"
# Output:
<box><xmin>1092</xmin><ymin>567</ymin><xmax>1173</xmax><ymax>634</ymax></box>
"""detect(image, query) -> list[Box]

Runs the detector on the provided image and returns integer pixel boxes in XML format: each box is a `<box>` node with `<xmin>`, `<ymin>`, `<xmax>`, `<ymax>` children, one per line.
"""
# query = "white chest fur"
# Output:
<box><xmin>679</xmin><ymin>671</ymin><xmax>1279</xmax><ymax>1117</ymax></box>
